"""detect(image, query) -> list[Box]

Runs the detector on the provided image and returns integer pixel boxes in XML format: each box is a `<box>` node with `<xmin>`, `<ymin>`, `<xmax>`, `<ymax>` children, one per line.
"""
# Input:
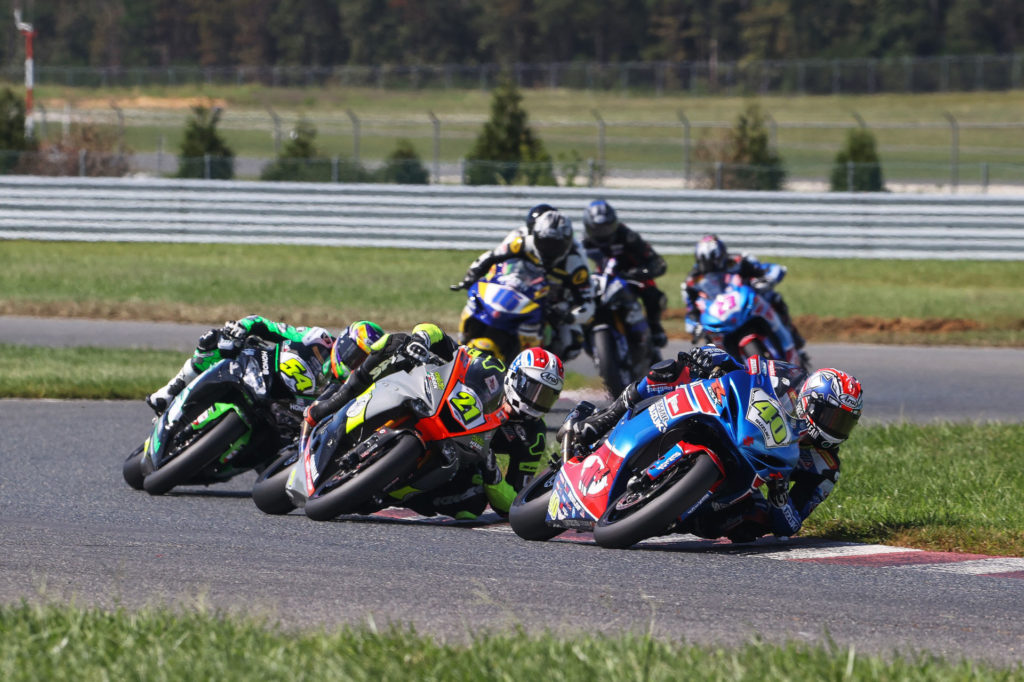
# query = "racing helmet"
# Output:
<box><xmin>330</xmin><ymin>320</ymin><xmax>384</xmax><ymax>381</ymax></box>
<box><xmin>695</xmin><ymin>234</ymin><xmax>728</xmax><ymax>273</ymax></box>
<box><xmin>796</xmin><ymin>368</ymin><xmax>864</xmax><ymax>449</ymax></box>
<box><xmin>504</xmin><ymin>347</ymin><xmax>565</xmax><ymax>418</ymax></box>
<box><xmin>582</xmin><ymin>199</ymin><xmax>618</xmax><ymax>244</ymax></box>
<box><xmin>529</xmin><ymin>210</ymin><xmax>573</xmax><ymax>268</ymax></box>
<box><xmin>525</xmin><ymin>203</ymin><xmax>556</xmax><ymax>232</ymax></box>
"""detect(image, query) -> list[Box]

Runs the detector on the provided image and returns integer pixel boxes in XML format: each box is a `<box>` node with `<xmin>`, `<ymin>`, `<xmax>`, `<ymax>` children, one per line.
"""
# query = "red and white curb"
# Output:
<box><xmin>359</xmin><ymin>508</ymin><xmax>1024</xmax><ymax>580</ymax></box>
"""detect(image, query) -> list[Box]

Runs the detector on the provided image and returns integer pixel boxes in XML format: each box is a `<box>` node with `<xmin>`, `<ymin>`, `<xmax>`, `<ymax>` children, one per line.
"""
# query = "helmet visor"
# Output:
<box><xmin>587</xmin><ymin>219</ymin><xmax>617</xmax><ymax>243</ymax></box>
<box><xmin>511</xmin><ymin>371</ymin><xmax>561</xmax><ymax>414</ymax></box>
<box><xmin>806</xmin><ymin>400</ymin><xmax>860</xmax><ymax>441</ymax></box>
<box><xmin>534</xmin><ymin>236</ymin><xmax>568</xmax><ymax>265</ymax></box>
<box><xmin>331</xmin><ymin>336</ymin><xmax>369</xmax><ymax>379</ymax></box>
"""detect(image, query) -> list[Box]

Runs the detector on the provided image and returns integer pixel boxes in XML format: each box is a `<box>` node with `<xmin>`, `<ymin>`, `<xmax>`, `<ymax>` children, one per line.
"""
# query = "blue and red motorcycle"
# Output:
<box><xmin>508</xmin><ymin>366</ymin><xmax>800</xmax><ymax>548</ymax></box>
<box><xmin>690</xmin><ymin>271</ymin><xmax>805</xmax><ymax>370</ymax></box>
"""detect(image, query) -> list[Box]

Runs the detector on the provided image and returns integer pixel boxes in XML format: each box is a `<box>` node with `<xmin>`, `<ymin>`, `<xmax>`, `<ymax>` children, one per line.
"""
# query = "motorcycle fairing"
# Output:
<box><xmin>145</xmin><ymin>349</ymin><xmax>274</xmax><ymax>469</ymax></box>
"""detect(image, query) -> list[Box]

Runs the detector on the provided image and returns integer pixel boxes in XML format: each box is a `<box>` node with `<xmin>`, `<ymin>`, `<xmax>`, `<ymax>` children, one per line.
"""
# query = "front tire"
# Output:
<box><xmin>508</xmin><ymin>468</ymin><xmax>563</xmax><ymax>541</ymax></box>
<box><xmin>252</xmin><ymin>445</ymin><xmax>300</xmax><ymax>515</ymax></box>
<box><xmin>592</xmin><ymin>453</ymin><xmax>721</xmax><ymax>549</ymax></box>
<box><xmin>303</xmin><ymin>434</ymin><xmax>422</xmax><ymax>522</ymax></box>
<box><xmin>143</xmin><ymin>411</ymin><xmax>249</xmax><ymax>496</ymax></box>
<box><xmin>593</xmin><ymin>328</ymin><xmax>630</xmax><ymax>397</ymax></box>
<box><xmin>122</xmin><ymin>444</ymin><xmax>146</xmax><ymax>490</ymax></box>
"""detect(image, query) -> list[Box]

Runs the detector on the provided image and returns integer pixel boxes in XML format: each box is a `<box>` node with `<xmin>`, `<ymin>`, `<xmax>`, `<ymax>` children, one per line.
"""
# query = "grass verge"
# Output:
<box><xmin>1</xmin><ymin>603</ymin><xmax>1018</xmax><ymax>681</ymax></box>
<box><xmin>803</xmin><ymin>422</ymin><xmax>1024</xmax><ymax>556</ymax></box>
<box><xmin>2</xmin><ymin>242</ymin><xmax>1023</xmax><ymax>346</ymax></box>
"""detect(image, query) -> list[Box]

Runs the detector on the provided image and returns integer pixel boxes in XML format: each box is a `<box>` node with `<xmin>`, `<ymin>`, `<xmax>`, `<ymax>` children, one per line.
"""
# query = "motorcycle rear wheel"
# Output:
<box><xmin>251</xmin><ymin>445</ymin><xmax>300</xmax><ymax>515</ymax></box>
<box><xmin>122</xmin><ymin>444</ymin><xmax>146</xmax><ymax>490</ymax></box>
<box><xmin>304</xmin><ymin>433</ymin><xmax>422</xmax><ymax>522</ymax></box>
<box><xmin>508</xmin><ymin>467</ymin><xmax>563</xmax><ymax>541</ymax></box>
<box><xmin>143</xmin><ymin>411</ymin><xmax>249</xmax><ymax>496</ymax></box>
<box><xmin>592</xmin><ymin>453</ymin><xmax>721</xmax><ymax>549</ymax></box>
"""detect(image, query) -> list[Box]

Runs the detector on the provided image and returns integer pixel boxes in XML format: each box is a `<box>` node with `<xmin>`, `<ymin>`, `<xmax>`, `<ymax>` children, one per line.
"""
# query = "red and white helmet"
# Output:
<box><xmin>796</xmin><ymin>368</ymin><xmax>864</xmax><ymax>449</ymax></box>
<box><xmin>695</xmin><ymin>234</ymin><xmax>728</xmax><ymax>273</ymax></box>
<box><xmin>504</xmin><ymin>347</ymin><xmax>565</xmax><ymax>418</ymax></box>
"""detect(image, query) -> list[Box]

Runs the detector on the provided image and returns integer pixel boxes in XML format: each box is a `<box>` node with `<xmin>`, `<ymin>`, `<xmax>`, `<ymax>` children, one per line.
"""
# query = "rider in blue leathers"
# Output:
<box><xmin>560</xmin><ymin>345</ymin><xmax>863</xmax><ymax>542</ymax></box>
<box><xmin>683</xmin><ymin>234</ymin><xmax>807</xmax><ymax>356</ymax></box>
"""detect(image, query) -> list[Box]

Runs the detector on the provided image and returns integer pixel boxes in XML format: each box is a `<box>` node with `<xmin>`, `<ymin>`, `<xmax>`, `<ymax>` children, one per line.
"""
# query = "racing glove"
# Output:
<box><xmin>399</xmin><ymin>331</ymin><xmax>433</xmax><ymax>366</ymax></box>
<box><xmin>196</xmin><ymin>328</ymin><xmax>220</xmax><ymax>352</ymax></box>
<box><xmin>689</xmin><ymin>345</ymin><xmax>743</xmax><ymax>378</ymax></box>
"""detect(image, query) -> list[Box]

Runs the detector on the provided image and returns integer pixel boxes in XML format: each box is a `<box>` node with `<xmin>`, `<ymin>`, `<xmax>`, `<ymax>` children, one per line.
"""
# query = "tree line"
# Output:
<box><xmin>2</xmin><ymin>0</ymin><xmax>1021</xmax><ymax>70</ymax></box>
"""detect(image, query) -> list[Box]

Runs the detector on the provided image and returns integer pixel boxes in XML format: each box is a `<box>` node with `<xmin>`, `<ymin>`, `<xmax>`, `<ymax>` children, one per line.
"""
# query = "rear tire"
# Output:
<box><xmin>122</xmin><ymin>444</ymin><xmax>146</xmax><ymax>490</ymax></box>
<box><xmin>508</xmin><ymin>468</ymin><xmax>563</xmax><ymax>541</ymax></box>
<box><xmin>594</xmin><ymin>328</ymin><xmax>629</xmax><ymax>397</ymax></box>
<box><xmin>592</xmin><ymin>453</ymin><xmax>721</xmax><ymax>549</ymax></box>
<box><xmin>252</xmin><ymin>446</ymin><xmax>300</xmax><ymax>515</ymax></box>
<box><xmin>304</xmin><ymin>434</ymin><xmax>422</xmax><ymax>522</ymax></box>
<box><xmin>143</xmin><ymin>412</ymin><xmax>249</xmax><ymax>496</ymax></box>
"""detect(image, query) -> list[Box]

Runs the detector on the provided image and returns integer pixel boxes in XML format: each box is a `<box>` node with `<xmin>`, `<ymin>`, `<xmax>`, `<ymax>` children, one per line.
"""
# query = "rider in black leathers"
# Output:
<box><xmin>582</xmin><ymin>199</ymin><xmax>669</xmax><ymax>348</ymax></box>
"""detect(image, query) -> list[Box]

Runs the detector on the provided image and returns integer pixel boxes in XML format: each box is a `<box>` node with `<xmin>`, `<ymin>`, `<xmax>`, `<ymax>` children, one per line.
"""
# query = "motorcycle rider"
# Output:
<box><xmin>683</xmin><ymin>234</ymin><xmax>807</xmax><ymax>354</ymax></box>
<box><xmin>303</xmin><ymin>320</ymin><xmax>565</xmax><ymax>519</ymax></box>
<box><xmin>450</xmin><ymin>206</ymin><xmax>594</xmax><ymax>361</ymax></box>
<box><xmin>582</xmin><ymin>199</ymin><xmax>669</xmax><ymax>348</ymax></box>
<box><xmin>559</xmin><ymin>344</ymin><xmax>863</xmax><ymax>542</ymax></box>
<box><xmin>406</xmin><ymin>346</ymin><xmax>566</xmax><ymax>520</ymax></box>
<box><xmin>145</xmin><ymin>315</ymin><xmax>335</xmax><ymax>415</ymax></box>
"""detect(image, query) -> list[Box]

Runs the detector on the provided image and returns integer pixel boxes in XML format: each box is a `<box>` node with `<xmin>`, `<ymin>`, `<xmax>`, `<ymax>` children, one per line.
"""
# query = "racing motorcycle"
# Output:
<box><xmin>457</xmin><ymin>258</ymin><xmax>552</xmax><ymax>364</ymax></box>
<box><xmin>584</xmin><ymin>259</ymin><xmax>657</xmax><ymax>396</ymax></box>
<box><xmin>690</xmin><ymin>272</ymin><xmax>806</xmax><ymax>370</ymax></box>
<box><xmin>508</xmin><ymin>366</ymin><xmax>800</xmax><ymax>548</ymax></box>
<box><xmin>251</xmin><ymin>346</ymin><xmax>507</xmax><ymax>521</ymax></box>
<box><xmin>122</xmin><ymin>338</ymin><xmax>320</xmax><ymax>495</ymax></box>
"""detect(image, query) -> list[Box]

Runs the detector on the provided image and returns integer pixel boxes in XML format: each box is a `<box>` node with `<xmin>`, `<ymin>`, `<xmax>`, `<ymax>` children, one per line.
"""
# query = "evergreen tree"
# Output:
<box><xmin>0</xmin><ymin>88</ymin><xmax>32</xmax><ymax>173</ymax></box>
<box><xmin>176</xmin><ymin>106</ymin><xmax>235</xmax><ymax>179</ymax></box>
<box><xmin>464</xmin><ymin>78</ymin><xmax>555</xmax><ymax>186</ymax></box>
<box><xmin>376</xmin><ymin>139</ymin><xmax>430</xmax><ymax>185</ymax></box>
<box><xmin>830</xmin><ymin>127</ymin><xmax>885</xmax><ymax>191</ymax></box>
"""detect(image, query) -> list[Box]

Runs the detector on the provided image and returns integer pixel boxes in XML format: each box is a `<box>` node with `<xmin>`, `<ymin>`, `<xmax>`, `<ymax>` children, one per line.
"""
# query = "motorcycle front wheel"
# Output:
<box><xmin>122</xmin><ymin>443</ymin><xmax>146</xmax><ymax>490</ymax></box>
<box><xmin>508</xmin><ymin>467</ymin><xmax>563</xmax><ymax>541</ymax></box>
<box><xmin>592</xmin><ymin>453</ymin><xmax>721</xmax><ymax>549</ymax></box>
<box><xmin>142</xmin><ymin>411</ymin><xmax>249</xmax><ymax>496</ymax></box>
<box><xmin>251</xmin><ymin>445</ymin><xmax>300</xmax><ymax>515</ymax></box>
<box><xmin>303</xmin><ymin>433</ymin><xmax>422</xmax><ymax>522</ymax></box>
<box><xmin>593</xmin><ymin>328</ymin><xmax>630</xmax><ymax>397</ymax></box>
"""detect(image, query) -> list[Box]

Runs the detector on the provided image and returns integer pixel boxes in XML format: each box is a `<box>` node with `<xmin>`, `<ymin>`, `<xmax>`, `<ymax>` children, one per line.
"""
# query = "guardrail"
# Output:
<box><xmin>2</xmin><ymin>176</ymin><xmax>1023</xmax><ymax>260</ymax></box>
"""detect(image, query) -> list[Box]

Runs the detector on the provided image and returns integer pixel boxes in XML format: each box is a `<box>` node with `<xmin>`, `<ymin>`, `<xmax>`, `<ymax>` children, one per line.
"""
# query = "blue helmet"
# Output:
<box><xmin>583</xmin><ymin>199</ymin><xmax>618</xmax><ymax>243</ymax></box>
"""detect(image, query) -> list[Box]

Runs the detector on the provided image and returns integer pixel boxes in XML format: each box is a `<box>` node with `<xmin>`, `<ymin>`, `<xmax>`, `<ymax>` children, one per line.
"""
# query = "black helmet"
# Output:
<box><xmin>583</xmin><ymin>199</ymin><xmax>618</xmax><ymax>244</ymax></box>
<box><xmin>525</xmin><ymin>203</ymin><xmax>556</xmax><ymax>232</ymax></box>
<box><xmin>530</xmin><ymin>210</ymin><xmax>573</xmax><ymax>267</ymax></box>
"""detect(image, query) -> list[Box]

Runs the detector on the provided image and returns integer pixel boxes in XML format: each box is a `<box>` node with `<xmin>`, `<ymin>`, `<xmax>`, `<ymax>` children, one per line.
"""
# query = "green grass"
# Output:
<box><xmin>0</xmin><ymin>345</ymin><xmax>184</xmax><ymax>400</ymax></box>
<box><xmin>28</xmin><ymin>85</ymin><xmax>1024</xmax><ymax>184</ymax></box>
<box><xmin>802</xmin><ymin>422</ymin><xmax>1024</xmax><ymax>556</ymax></box>
<box><xmin>2</xmin><ymin>242</ymin><xmax>1023</xmax><ymax>346</ymax></box>
<box><xmin>1</xmin><ymin>603</ymin><xmax>1018</xmax><ymax>681</ymax></box>
<box><xmin>0</xmin><ymin>343</ymin><xmax>602</xmax><ymax>398</ymax></box>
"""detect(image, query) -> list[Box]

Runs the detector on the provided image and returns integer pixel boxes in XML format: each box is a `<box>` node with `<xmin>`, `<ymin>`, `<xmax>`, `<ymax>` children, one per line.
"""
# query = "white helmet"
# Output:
<box><xmin>504</xmin><ymin>347</ymin><xmax>565</xmax><ymax>418</ymax></box>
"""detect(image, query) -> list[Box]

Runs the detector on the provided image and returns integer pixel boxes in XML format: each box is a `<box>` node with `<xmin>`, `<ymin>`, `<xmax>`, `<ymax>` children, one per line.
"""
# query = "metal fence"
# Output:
<box><xmin>3</xmin><ymin>54</ymin><xmax>1024</xmax><ymax>95</ymax></box>
<box><xmin>10</xmin><ymin>103</ymin><xmax>1024</xmax><ymax>194</ymax></box>
<box><xmin>2</xmin><ymin>176</ymin><xmax>1023</xmax><ymax>260</ymax></box>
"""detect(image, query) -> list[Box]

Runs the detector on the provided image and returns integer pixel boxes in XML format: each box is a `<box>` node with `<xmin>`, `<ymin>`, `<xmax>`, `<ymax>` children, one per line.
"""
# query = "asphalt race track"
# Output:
<box><xmin>1</xmin><ymin>316</ymin><xmax>1023</xmax><ymax>665</ymax></box>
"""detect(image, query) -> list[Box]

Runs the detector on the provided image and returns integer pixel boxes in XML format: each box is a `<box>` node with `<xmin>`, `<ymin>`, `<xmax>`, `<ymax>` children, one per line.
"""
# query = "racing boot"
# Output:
<box><xmin>146</xmin><ymin>358</ymin><xmax>199</xmax><ymax>415</ymax></box>
<box><xmin>569</xmin><ymin>383</ymin><xmax>642</xmax><ymax>447</ymax></box>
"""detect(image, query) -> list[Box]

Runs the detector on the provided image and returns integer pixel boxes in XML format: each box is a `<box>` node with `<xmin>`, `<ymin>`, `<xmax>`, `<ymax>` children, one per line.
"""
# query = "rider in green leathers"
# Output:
<box><xmin>146</xmin><ymin>315</ymin><xmax>335</xmax><ymax>415</ymax></box>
